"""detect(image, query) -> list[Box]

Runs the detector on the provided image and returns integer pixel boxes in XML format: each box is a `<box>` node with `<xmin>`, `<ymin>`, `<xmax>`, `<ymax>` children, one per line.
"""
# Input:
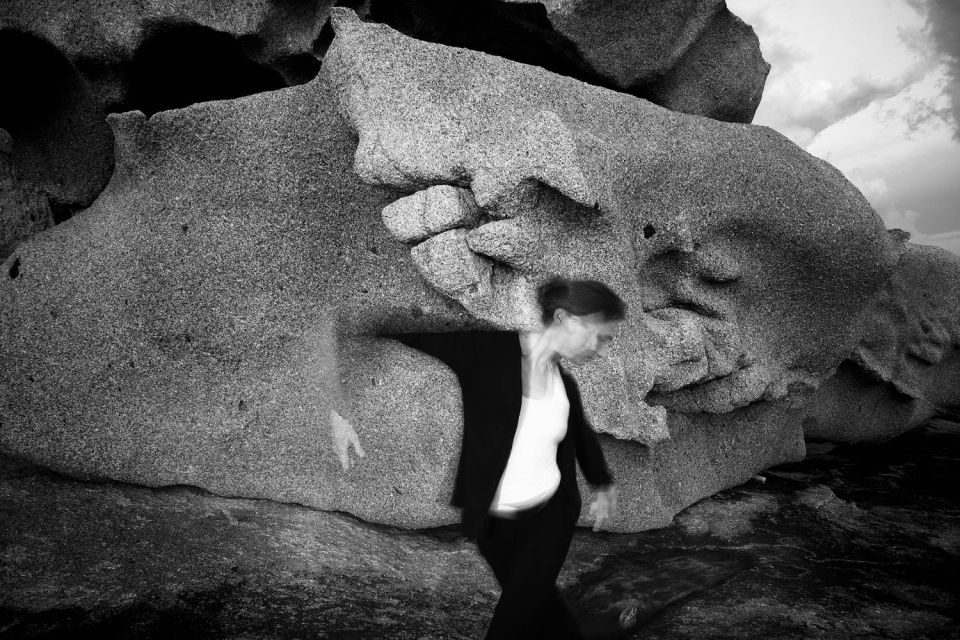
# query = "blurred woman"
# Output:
<box><xmin>334</xmin><ymin>277</ymin><xmax>629</xmax><ymax>639</ymax></box>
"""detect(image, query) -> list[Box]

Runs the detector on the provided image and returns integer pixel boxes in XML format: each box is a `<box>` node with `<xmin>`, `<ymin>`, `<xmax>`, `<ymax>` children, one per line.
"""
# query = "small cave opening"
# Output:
<box><xmin>48</xmin><ymin>197</ymin><xmax>82</xmax><ymax>225</ymax></box>
<box><xmin>272</xmin><ymin>53</ymin><xmax>323</xmax><ymax>85</ymax></box>
<box><xmin>643</xmin><ymin>224</ymin><xmax>656</xmax><ymax>239</ymax></box>
<box><xmin>126</xmin><ymin>22</ymin><xmax>288</xmax><ymax>117</ymax></box>
<box><xmin>8</xmin><ymin>256</ymin><xmax>21</xmax><ymax>280</ymax></box>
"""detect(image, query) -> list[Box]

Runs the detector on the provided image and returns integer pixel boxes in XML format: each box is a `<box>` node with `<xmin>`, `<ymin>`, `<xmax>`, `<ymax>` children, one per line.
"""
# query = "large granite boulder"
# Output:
<box><xmin>0</xmin><ymin>0</ymin><xmax>767</xmax><ymax>253</ymax></box>
<box><xmin>0</xmin><ymin>11</ymin><xmax>898</xmax><ymax>532</ymax></box>
<box><xmin>324</xmin><ymin>11</ymin><xmax>896</xmax><ymax>429</ymax></box>
<box><xmin>803</xmin><ymin>242</ymin><xmax>960</xmax><ymax>442</ymax></box>
<box><xmin>0</xmin><ymin>73</ymin><xmax>485</xmax><ymax>528</ymax></box>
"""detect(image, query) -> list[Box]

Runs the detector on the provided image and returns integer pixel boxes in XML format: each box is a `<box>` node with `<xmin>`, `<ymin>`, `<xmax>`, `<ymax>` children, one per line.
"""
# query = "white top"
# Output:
<box><xmin>490</xmin><ymin>362</ymin><xmax>570</xmax><ymax>515</ymax></box>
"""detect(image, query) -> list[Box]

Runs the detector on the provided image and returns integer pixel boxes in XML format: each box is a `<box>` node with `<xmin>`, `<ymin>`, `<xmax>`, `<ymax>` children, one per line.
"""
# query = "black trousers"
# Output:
<box><xmin>474</xmin><ymin>490</ymin><xmax>583</xmax><ymax>640</ymax></box>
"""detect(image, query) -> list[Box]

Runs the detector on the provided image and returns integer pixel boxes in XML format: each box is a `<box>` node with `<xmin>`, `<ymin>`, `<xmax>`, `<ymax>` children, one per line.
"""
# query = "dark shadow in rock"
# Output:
<box><xmin>127</xmin><ymin>22</ymin><xmax>288</xmax><ymax>117</ymax></box>
<box><xmin>272</xmin><ymin>52</ymin><xmax>323</xmax><ymax>86</ymax></box>
<box><xmin>366</xmin><ymin>0</ymin><xmax>615</xmax><ymax>92</ymax></box>
<box><xmin>560</xmin><ymin>419</ymin><xmax>960</xmax><ymax>639</ymax></box>
<box><xmin>784</xmin><ymin>417</ymin><xmax>960</xmax><ymax>505</ymax></box>
<box><xmin>0</xmin><ymin>29</ymin><xmax>114</xmax><ymax>217</ymax></box>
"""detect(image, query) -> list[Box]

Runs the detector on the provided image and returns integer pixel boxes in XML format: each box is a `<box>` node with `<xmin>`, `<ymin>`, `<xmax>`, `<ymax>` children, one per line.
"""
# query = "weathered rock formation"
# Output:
<box><xmin>324</xmin><ymin>13</ymin><xmax>897</xmax><ymax>434</ymax></box>
<box><xmin>803</xmin><ymin>242</ymin><xmax>960</xmax><ymax>442</ymax></box>
<box><xmin>0</xmin><ymin>0</ymin><xmax>332</xmax><ymax>112</ymax></box>
<box><xmin>505</xmin><ymin>0</ymin><xmax>770</xmax><ymax>122</ymax></box>
<box><xmin>0</xmin><ymin>11</ymin><xmax>905</xmax><ymax>532</ymax></box>
<box><xmin>0</xmin><ymin>0</ymin><xmax>334</xmax><ymax>246</ymax></box>
<box><xmin>370</xmin><ymin>0</ymin><xmax>768</xmax><ymax>123</ymax></box>
<box><xmin>0</xmin><ymin>71</ymin><xmax>490</xmax><ymax>529</ymax></box>
<box><xmin>0</xmin><ymin>0</ymin><xmax>769</xmax><ymax>256</ymax></box>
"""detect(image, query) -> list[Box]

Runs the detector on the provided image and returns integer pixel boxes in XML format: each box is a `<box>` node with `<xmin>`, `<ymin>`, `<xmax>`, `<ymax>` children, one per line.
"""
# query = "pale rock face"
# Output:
<box><xmin>803</xmin><ymin>242</ymin><xmax>960</xmax><ymax>442</ymax></box>
<box><xmin>0</xmin><ymin>9</ymin><xmax>909</xmax><ymax>533</ymax></box>
<box><xmin>0</xmin><ymin>77</ymin><xmax>482</xmax><ymax>529</ymax></box>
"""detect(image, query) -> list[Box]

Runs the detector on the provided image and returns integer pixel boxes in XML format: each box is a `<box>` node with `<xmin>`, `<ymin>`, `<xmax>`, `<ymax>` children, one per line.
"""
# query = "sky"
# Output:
<box><xmin>726</xmin><ymin>0</ymin><xmax>960</xmax><ymax>254</ymax></box>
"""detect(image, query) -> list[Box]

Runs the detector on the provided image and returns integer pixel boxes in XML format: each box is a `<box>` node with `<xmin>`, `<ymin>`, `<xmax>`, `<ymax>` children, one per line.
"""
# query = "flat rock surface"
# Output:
<box><xmin>2</xmin><ymin>418</ymin><xmax>958</xmax><ymax>639</ymax></box>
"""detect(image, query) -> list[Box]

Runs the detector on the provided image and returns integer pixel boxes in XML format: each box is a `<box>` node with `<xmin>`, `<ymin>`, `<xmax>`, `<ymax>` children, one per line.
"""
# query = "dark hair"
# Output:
<box><xmin>536</xmin><ymin>277</ymin><xmax>627</xmax><ymax>325</ymax></box>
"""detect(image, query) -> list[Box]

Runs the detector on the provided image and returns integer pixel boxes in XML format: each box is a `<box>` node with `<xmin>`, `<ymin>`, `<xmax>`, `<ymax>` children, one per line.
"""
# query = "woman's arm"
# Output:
<box><xmin>385</xmin><ymin>331</ymin><xmax>472</xmax><ymax>377</ymax></box>
<box><xmin>564</xmin><ymin>371</ymin><xmax>617</xmax><ymax>529</ymax></box>
<box><xmin>565</xmin><ymin>374</ymin><xmax>614</xmax><ymax>487</ymax></box>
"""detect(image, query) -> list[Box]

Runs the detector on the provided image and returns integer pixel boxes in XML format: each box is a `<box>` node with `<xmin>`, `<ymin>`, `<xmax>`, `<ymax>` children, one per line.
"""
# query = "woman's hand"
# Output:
<box><xmin>330</xmin><ymin>409</ymin><xmax>365</xmax><ymax>470</ymax></box>
<box><xmin>588</xmin><ymin>484</ymin><xmax>618</xmax><ymax>531</ymax></box>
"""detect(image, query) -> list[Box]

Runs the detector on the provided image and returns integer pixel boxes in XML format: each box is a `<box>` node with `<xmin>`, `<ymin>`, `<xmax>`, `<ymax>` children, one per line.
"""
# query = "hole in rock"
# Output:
<box><xmin>273</xmin><ymin>53</ymin><xmax>322</xmax><ymax>85</ymax></box>
<box><xmin>8</xmin><ymin>256</ymin><xmax>21</xmax><ymax>279</ymax></box>
<box><xmin>643</xmin><ymin>224</ymin><xmax>656</xmax><ymax>238</ymax></box>
<box><xmin>48</xmin><ymin>197</ymin><xmax>82</xmax><ymax>225</ymax></box>
<box><xmin>128</xmin><ymin>22</ymin><xmax>287</xmax><ymax>116</ymax></box>
<box><xmin>312</xmin><ymin>16</ymin><xmax>338</xmax><ymax>58</ymax></box>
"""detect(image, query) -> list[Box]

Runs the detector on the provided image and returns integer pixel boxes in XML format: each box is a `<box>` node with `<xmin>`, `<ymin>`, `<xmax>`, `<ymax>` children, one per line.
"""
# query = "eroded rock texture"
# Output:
<box><xmin>803</xmin><ymin>242</ymin><xmax>960</xmax><ymax>442</ymax></box>
<box><xmin>508</xmin><ymin>0</ymin><xmax>770</xmax><ymax>122</ymax></box>
<box><xmin>323</xmin><ymin>10</ymin><xmax>899</xmax><ymax>523</ymax></box>
<box><xmin>0</xmin><ymin>0</ymin><xmax>332</xmax><ymax>111</ymax></box>
<box><xmin>373</xmin><ymin>0</ymin><xmax>768</xmax><ymax>123</ymax></box>
<box><xmin>0</xmin><ymin>12</ymin><xmax>904</xmax><ymax>532</ymax></box>
<box><xmin>0</xmin><ymin>74</ymin><xmax>486</xmax><ymax>529</ymax></box>
<box><xmin>0</xmin><ymin>0</ymin><xmax>768</xmax><ymax>256</ymax></box>
<box><xmin>0</xmin><ymin>0</ymin><xmax>334</xmax><ymax>247</ymax></box>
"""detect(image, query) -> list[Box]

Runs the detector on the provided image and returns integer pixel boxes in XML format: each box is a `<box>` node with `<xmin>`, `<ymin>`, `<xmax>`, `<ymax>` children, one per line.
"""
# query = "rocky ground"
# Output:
<box><xmin>2</xmin><ymin>418</ymin><xmax>958</xmax><ymax>639</ymax></box>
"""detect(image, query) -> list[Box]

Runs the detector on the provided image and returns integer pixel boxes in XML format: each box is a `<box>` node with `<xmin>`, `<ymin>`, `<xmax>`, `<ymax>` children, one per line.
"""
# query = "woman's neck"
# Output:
<box><xmin>520</xmin><ymin>329</ymin><xmax>562</xmax><ymax>368</ymax></box>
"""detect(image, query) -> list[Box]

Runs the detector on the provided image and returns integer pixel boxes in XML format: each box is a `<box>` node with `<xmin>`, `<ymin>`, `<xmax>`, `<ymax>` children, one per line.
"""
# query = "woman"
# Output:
<box><xmin>333</xmin><ymin>277</ymin><xmax>631</xmax><ymax>639</ymax></box>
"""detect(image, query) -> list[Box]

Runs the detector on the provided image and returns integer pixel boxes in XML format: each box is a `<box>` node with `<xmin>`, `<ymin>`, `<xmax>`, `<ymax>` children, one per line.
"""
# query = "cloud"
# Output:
<box><xmin>741</xmin><ymin>0</ymin><xmax>950</xmax><ymax>147</ymax></box>
<box><xmin>923</xmin><ymin>0</ymin><xmax>960</xmax><ymax>138</ymax></box>
<box><xmin>757</xmin><ymin>68</ymin><xmax>927</xmax><ymax>146</ymax></box>
<box><xmin>886</xmin><ymin>209</ymin><xmax>960</xmax><ymax>254</ymax></box>
<box><xmin>761</xmin><ymin>37</ymin><xmax>809</xmax><ymax>74</ymax></box>
<box><xmin>733</xmin><ymin>7</ymin><xmax>809</xmax><ymax>74</ymax></box>
<box><xmin>850</xmin><ymin>174</ymin><xmax>960</xmax><ymax>255</ymax></box>
<box><xmin>794</xmin><ymin>73</ymin><xmax>925</xmax><ymax>134</ymax></box>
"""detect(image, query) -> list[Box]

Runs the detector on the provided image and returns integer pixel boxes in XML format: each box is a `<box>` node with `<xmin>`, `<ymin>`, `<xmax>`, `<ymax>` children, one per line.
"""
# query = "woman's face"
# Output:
<box><xmin>554</xmin><ymin>311</ymin><xmax>620</xmax><ymax>365</ymax></box>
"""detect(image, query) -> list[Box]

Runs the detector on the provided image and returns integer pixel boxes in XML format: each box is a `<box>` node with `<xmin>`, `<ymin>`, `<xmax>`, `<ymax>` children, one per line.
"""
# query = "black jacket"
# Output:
<box><xmin>390</xmin><ymin>330</ymin><xmax>614</xmax><ymax>529</ymax></box>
